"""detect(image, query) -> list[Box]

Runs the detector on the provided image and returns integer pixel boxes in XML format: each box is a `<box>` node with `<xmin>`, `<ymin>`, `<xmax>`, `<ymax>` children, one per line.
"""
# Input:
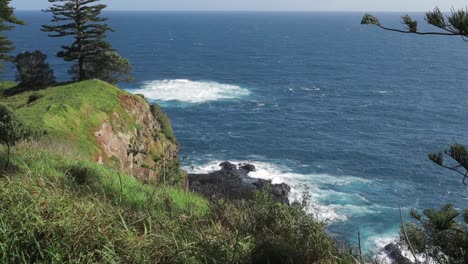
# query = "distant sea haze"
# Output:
<box><xmin>5</xmin><ymin>11</ymin><xmax>468</xmax><ymax>252</ymax></box>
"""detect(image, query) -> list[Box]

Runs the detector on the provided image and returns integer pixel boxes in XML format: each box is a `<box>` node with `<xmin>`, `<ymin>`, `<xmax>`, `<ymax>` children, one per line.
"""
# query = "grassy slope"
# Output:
<box><xmin>0</xmin><ymin>81</ymin><xmax>222</xmax><ymax>263</ymax></box>
<box><xmin>2</xmin><ymin>80</ymin><xmax>137</xmax><ymax>159</ymax></box>
<box><xmin>0</xmin><ymin>81</ymin><xmax>353</xmax><ymax>263</ymax></box>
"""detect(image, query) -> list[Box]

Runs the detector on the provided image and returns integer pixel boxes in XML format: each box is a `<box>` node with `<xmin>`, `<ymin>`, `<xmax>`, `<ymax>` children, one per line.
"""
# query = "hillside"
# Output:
<box><xmin>0</xmin><ymin>80</ymin><xmax>183</xmax><ymax>186</ymax></box>
<box><xmin>0</xmin><ymin>81</ymin><xmax>353</xmax><ymax>263</ymax></box>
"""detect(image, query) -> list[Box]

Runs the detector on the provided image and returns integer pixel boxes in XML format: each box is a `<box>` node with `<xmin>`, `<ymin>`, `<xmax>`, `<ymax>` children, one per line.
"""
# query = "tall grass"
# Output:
<box><xmin>0</xmin><ymin>142</ymin><xmax>355</xmax><ymax>263</ymax></box>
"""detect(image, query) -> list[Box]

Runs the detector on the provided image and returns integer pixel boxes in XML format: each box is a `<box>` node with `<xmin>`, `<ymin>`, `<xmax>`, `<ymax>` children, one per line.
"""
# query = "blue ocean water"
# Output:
<box><xmin>3</xmin><ymin>11</ymin><xmax>468</xmax><ymax>251</ymax></box>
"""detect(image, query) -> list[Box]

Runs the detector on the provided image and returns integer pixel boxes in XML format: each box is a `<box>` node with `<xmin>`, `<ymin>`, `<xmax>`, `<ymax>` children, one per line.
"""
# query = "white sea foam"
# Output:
<box><xmin>132</xmin><ymin>79</ymin><xmax>250</xmax><ymax>103</ymax></box>
<box><xmin>367</xmin><ymin>234</ymin><xmax>437</xmax><ymax>264</ymax></box>
<box><xmin>186</xmin><ymin>160</ymin><xmax>373</xmax><ymax>223</ymax></box>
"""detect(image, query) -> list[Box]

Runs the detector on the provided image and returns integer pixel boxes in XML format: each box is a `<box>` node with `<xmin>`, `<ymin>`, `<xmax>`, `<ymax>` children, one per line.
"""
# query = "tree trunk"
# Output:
<box><xmin>79</xmin><ymin>56</ymin><xmax>84</xmax><ymax>81</ymax></box>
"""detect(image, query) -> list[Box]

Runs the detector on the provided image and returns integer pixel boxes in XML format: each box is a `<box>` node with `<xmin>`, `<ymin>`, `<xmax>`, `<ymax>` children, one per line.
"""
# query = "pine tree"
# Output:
<box><xmin>362</xmin><ymin>8</ymin><xmax>468</xmax><ymax>186</ymax></box>
<box><xmin>42</xmin><ymin>0</ymin><xmax>113</xmax><ymax>81</ymax></box>
<box><xmin>0</xmin><ymin>0</ymin><xmax>24</xmax><ymax>72</ymax></box>
<box><xmin>362</xmin><ymin>9</ymin><xmax>468</xmax><ymax>264</ymax></box>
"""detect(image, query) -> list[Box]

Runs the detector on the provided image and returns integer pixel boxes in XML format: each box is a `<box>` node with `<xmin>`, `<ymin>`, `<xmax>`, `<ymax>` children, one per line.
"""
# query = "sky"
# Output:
<box><xmin>11</xmin><ymin>0</ymin><xmax>468</xmax><ymax>12</ymax></box>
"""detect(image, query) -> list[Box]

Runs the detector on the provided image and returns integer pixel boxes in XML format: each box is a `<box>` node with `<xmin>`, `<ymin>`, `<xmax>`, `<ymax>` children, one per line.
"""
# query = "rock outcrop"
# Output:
<box><xmin>94</xmin><ymin>93</ymin><xmax>182</xmax><ymax>185</ymax></box>
<box><xmin>188</xmin><ymin>161</ymin><xmax>291</xmax><ymax>204</ymax></box>
<box><xmin>384</xmin><ymin>243</ymin><xmax>413</xmax><ymax>264</ymax></box>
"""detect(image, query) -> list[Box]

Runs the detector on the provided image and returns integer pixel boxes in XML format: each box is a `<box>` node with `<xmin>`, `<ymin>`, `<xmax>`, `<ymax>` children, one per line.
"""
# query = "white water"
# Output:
<box><xmin>186</xmin><ymin>159</ymin><xmax>373</xmax><ymax>223</ymax></box>
<box><xmin>132</xmin><ymin>79</ymin><xmax>250</xmax><ymax>103</ymax></box>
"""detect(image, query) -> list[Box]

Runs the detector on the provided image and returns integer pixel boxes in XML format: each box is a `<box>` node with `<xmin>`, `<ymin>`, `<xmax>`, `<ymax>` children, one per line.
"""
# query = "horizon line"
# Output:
<box><xmin>13</xmin><ymin>9</ymin><xmax>443</xmax><ymax>13</ymax></box>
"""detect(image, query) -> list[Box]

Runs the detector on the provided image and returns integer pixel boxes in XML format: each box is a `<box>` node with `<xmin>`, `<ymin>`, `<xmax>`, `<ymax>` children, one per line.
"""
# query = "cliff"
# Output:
<box><xmin>0</xmin><ymin>80</ymin><xmax>184</xmax><ymax>186</ymax></box>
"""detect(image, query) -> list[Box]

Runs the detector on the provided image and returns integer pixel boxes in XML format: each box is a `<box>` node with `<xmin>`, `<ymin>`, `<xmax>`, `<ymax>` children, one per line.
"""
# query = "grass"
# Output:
<box><xmin>0</xmin><ymin>80</ymin><xmax>355</xmax><ymax>263</ymax></box>
<box><xmin>0</xmin><ymin>80</ymin><xmax>182</xmax><ymax>184</ymax></box>
<box><xmin>0</xmin><ymin>80</ymin><xmax>165</xmax><ymax>161</ymax></box>
<box><xmin>0</xmin><ymin>142</ymin><xmax>219</xmax><ymax>263</ymax></box>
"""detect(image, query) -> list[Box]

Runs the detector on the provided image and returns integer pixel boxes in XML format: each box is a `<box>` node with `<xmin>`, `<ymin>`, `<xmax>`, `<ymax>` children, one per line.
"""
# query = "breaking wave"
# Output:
<box><xmin>131</xmin><ymin>79</ymin><xmax>250</xmax><ymax>103</ymax></box>
<box><xmin>186</xmin><ymin>159</ymin><xmax>374</xmax><ymax>224</ymax></box>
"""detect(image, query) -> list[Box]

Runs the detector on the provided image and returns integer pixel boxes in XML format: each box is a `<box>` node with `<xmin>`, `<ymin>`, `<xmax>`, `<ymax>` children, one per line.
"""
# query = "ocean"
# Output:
<box><xmin>3</xmin><ymin>11</ymin><xmax>468</xmax><ymax>252</ymax></box>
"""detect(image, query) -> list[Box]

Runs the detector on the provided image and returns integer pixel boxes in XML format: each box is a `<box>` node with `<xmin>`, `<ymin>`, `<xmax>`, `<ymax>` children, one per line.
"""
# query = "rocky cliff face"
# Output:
<box><xmin>0</xmin><ymin>80</ymin><xmax>185</xmax><ymax>187</ymax></box>
<box><xmin>94</xmin><ymin>93</ymin><xmax>183</xmax><ymax>186</ymax></box>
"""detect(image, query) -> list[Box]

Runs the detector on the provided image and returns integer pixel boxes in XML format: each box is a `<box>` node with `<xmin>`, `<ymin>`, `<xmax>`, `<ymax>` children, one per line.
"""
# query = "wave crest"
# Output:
<box><xmin>132</xmin><ymin>79</ymin><xmax>250</xmax><ymax>103</ymax></box>
<box><xmin>186</xmin><ymin>160</ymin><xmax>373</xmax><ymax>223</ymax></box>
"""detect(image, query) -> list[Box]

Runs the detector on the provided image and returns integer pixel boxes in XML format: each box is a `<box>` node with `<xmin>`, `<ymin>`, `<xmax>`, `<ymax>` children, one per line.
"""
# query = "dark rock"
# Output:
<box><xmin>239</xmin><ymin>163</ymin><xmax>256</xmax><ymax>172</ymax></box>
<box><xmin>384</xmin><ymin>243</ymin><xmax>413</xmax><ymax>264</ymax></box>
<box><xmin>188</xmin><ymin>161</ymin><xmax>290</xmax><ymax>204</ymax></box>
<box><xmin>220</xmin><ymin>161</ymin><xmax>237</xmax><ymax>171</ymax></box>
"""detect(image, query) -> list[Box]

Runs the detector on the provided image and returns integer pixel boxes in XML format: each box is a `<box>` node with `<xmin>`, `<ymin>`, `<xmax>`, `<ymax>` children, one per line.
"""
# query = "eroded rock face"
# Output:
<box><xmin>94</xmin><ymin>94</ymin><xmax>180</xmax><ymax>185</ymax></box>
<box><xmin>188</xmin><ymin>162</ymin><xmax>291</xmax><ymax>204</ymax></box>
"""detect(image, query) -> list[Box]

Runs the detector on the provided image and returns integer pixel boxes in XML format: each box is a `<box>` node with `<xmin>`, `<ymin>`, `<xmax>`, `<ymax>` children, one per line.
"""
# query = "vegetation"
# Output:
<box><xmin>69</xmin><ymin>51</ymin><xmax>134</xmax><ymax>85</ymax></box>
<box><xmin>14</xmin><ymin>50</ymin><xmax>56</xmax><ymax>89</ymax></box>
<box><xmin>404</xmin><ymin>205</ymin><xmax>468</xmax><ymax>264</ymax></box>
<box><xmin>0</xmin><ymin>79</ymin><xmax>356</xmax><ymax>263</ymax></box>
<box><xmin>0</xmin><ymin>103</ymin><xmax>32</xmax><ymax>168</ymax></box>
<box><xmin>362</xmin><ymin>7</ymin><xmax>468</xmax><ymax>264</ymax></box>
<box><xmin>0</xmin><ymin>0</ymin><xmax>24</xmax><ymax>71</ymax></box>
<box><xmin>0</xmin><ymin>134</ymin><xmax>353</xmax><ymax>263</ymax></box>
<box><xmin>212</xmin><ymin>188</ymin><xmax>354</xmax><ymax>263</ymax></box>
<box><xmin>42</xmin><ymin>0</ymin><xmax>115</xmax><ymax>81</ymax></box>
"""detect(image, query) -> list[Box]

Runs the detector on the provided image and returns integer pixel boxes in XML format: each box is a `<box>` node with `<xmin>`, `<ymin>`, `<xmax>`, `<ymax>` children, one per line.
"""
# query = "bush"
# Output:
<box><xmin>69</xmin><ymin>51</ymin><xmax>134</xmax><ymax>84</ymax></box>
<box><xmin>0</xmin><ymin>103</ymin><xmax>31</xmax><ymax>168</ymax></box>
<box><xmin>27</xmin><ymin>92</ymin><xmax>44</xmax><ymax>104</ymax></box>
<box><xmin>212</xmin><ymin>186</ymin><xmax>353</xmax><ymax>263</ymax></box>
<box><xmin>403</xmin><ymin>205</ymin><xmax>468</xmax><ymax>264</ymax></box>
<box><xmin>14</xmin><ymin>50</ymin><xmax>55</xmax><ymax>89</ymax></box>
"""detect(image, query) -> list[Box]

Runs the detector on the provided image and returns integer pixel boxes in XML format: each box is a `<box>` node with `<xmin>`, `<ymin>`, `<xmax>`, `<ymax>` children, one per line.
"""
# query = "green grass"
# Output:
<box><xmin>0</xmin><ymin>142</ymin><xmax>223</xmax><ymax>263</ymax></box>
<box><xmin>0</xmin><ymin>80</ymin><xmax>148</xmax><ymax>160</ymax></box>
<box><xmin>0</xmin><ymin>80</ymin><xmax>355</xmax><ymax>263</ymax></box>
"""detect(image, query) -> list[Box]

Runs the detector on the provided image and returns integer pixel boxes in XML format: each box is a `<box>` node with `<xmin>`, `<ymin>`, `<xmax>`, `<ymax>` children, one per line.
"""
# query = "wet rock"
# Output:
<box><xmin>189</xmin><ymin>161</ymin><xmax>290</xmax><ymax>204</ymax></box>
<box><xmin>239</xmin><ymin>163</ymin><xmax>256</xmax><ymax>172</ymax></box>
<box><xmin>384</xmin><ymin>243</ymin><xmax>413</xmax><ymax>264</ymax></box>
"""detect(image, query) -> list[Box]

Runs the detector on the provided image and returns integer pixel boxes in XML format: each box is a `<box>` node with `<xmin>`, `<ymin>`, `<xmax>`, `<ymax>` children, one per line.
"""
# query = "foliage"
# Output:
<box><xmin>27</xmin><ymin>92</ymin><xmax>44</xmax><ymax>104</ymax></box>
<box><xmin>362</xmin><ymin>7</ymin><xmax>468</xmax><ymax>38</ymax></box>
<box><xmin>0</xmin><ymin>141</ymin><xmax>355</xmax><ymax>263</ymax></box>
<box><xmin>69</xmin><ymin>51</ymin><xmax>134</xmax><ymax>84</ymax></box>
<box><xmin>0</xmin><ymin>0</ymin><xmax>24</xmax><ymax>71</ymax></box>
<box><xmin>42</xmin><ymin>0</ymin><xmax>114</xmax><ymax>81</ymax></box>
<box><xmin>212</xmin><ymin>187</ymin><xmax>354</xmax><ymax>263</ymax></box>
<box><xmin>151</xmin><ymin>103</ymin><xmax>177</xmax><ymax>144</ymax></box>
<box><xmin>363</xmin><ymin>7</ymin><xmax>468</xmax><ymax>264</ymax></box>
<box><xmin>0</xmin><ymin>103</ymin><xmax>31</xmax><ymax>168</ymax></box>
<box><xmin>403</xmin><ymin>205</ymin><xmax>468</xmax><ymax>264</ymax></box>
<box><xmin>14</xmin><ymin>50</ymin><xmax>56</xmax><ymax>89</ymax></box>
<box><xmin>428</xmin><ymin>144</ymin><xmax>468</xmax><ymax>185</ymax></box>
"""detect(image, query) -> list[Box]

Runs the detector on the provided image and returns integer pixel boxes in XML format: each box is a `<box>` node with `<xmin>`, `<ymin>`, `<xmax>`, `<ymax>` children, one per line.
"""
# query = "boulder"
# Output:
<box><xmin>189</xmin><ymin>161</ymin><xmax>290</xmax><ymax>204</ymax></box>
<box><xmin>384</xmin><ymin>243</ymin><xmax>413</xmax><ymax>264</ymax></box>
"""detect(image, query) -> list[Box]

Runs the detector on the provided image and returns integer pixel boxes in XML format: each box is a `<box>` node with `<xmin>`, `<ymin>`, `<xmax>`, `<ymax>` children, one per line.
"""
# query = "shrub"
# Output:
<box><xmin>14</xmin><ymin>50</ymin><xmax>55</xmax><ymax>89</ymax></box>
<box><xmin>403</xmin><ymin>205</ymin><xmax>468</xmax><ymax>264</ymax></box>
<box><xmin>27</xmin><ymin>92</ymin><xmax>44</xmax><ymax>104</ymax></box>
<box><xmin>151</xmin><ymin>104</ymin><xmax>177</xmax><ymax>144</ymax></box>
<box><xmin>0</xmin><ymin>103</ymin><xmax>31</xmax><ymax>168</ymax></box>
<box><xmin>69</xmin><ymin>51</ymin><xmax>134</xmax><ymax>84</ymax></box>
<box><xmin>212</xmin><ymin>186</ymin><xmax>353</xmax><ymax>263</ymax></box>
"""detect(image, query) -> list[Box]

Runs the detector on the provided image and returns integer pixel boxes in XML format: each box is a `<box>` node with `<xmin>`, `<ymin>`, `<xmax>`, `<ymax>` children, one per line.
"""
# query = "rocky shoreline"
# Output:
<box><xmin>188</xmin><ymin>161</ymin><xmax>291</xmax><ymax>204</ymax></box>
<box><xmin>188</xmin><ymin>161</ymin><xmax>413</xmax><ymax>263</ymax></box>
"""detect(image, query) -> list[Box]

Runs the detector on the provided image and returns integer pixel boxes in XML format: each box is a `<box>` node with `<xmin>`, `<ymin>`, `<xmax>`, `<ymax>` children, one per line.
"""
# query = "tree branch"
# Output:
<box><xmin>376</xmin><ymin>24</ymin><xmax>466</xmax><ymax>36</ymax></box>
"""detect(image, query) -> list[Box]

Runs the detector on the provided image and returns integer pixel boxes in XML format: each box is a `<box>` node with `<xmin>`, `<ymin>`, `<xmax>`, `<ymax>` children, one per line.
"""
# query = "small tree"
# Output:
<box><xmin>0</xmin><ymin>0</ymin><xmax>24</xmax><ymax>72</ymax></box>
<box><xmin>69</xmin><ymin>51</ymin><xmax>134</xmax><ymax>84</ymax></box>
<box><xmin>0</xmin><ymin>104</ymin><xmax>30</xmax><ymax>168</ymax></box>
<box><xmin>14</xmin><ymin>50</ymin><xmax>56</xmax><ymax>89</ymax></box>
